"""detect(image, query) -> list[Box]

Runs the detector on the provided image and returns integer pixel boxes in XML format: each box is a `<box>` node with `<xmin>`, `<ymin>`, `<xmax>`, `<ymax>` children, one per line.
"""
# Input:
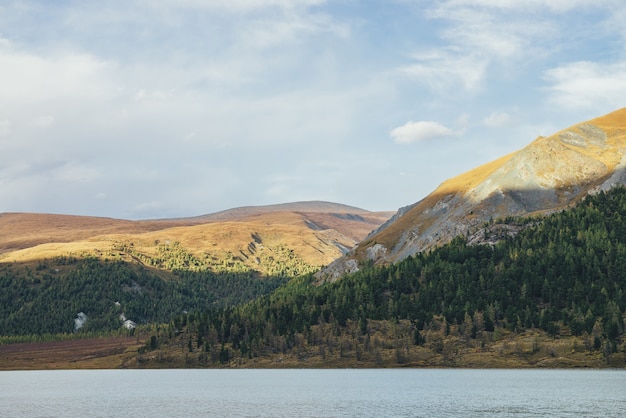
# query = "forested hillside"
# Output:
<box><xmin>142</xmin><ymin>187</ymin><xmax>626</xmax><ymax>367</ymax></box>
<box><xmin>326</xmin><ymin>107</ymin><xmax>626</xmax><ymax>277</ymax></box>
<box><xmin>0</xmin><ymin>257</ymin><xmax>287</xmax><ymax>337</ymax></box>
<box><xmin>0</xmin><ymin>203</ymin><xmax>385</xmax><ymax>341</ymax></box>
<box><xmin>3</xmin><ymin>188</ymin><xmax>626</xmax><ymax>368</ymax></box>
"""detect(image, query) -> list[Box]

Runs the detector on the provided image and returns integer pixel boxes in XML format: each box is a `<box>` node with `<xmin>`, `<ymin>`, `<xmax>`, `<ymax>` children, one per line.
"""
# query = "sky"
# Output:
<box><xmin>1</xmin><ymin>0</ymin><xmax>626</xmax><ymax>220</ymax></box>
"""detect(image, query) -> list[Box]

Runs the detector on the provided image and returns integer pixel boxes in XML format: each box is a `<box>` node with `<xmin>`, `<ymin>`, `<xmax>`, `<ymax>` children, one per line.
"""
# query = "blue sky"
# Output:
<box><xmin>1</xmin><ymin>0</ymin><xmax>625</xmax><ymax>219</ymax></box>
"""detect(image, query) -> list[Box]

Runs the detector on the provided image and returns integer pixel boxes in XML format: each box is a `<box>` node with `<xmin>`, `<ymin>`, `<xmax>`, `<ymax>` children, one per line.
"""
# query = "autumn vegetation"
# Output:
<box><xmin>131</xmin><ymin>187</ymin><xmax>626</xmax><ymax>368</ymax></box>
<box><xmin>2</xmin><ymin>189</ymin><xmax>626</xmax><ymax>368</ymax></box>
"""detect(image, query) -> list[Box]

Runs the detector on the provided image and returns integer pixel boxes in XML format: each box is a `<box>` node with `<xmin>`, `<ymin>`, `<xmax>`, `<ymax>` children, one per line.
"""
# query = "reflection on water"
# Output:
<box><xmin>1</xmin><ymin>369</ymin><xmax>625</xmax><ymax>417</ymax></box>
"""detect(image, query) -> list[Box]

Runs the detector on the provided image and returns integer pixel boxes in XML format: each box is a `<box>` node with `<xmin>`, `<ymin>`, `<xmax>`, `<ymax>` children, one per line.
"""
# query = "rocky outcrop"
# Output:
<box><xmin>318</xmin><ymin>108</ymin><xmax>626</xmax><ymax>282</ymax></box>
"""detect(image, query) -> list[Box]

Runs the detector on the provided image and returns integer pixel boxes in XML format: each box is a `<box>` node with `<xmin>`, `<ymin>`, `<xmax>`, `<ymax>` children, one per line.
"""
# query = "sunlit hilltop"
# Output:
<box><xmin>322</xmin><ymin>108</ymin><xmax>626</xmax><ymax>279</ymax></box>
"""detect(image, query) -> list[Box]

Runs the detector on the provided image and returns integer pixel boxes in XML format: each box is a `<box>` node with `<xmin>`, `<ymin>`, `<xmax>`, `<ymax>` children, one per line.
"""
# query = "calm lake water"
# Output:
<box><xmin>1</xmin><ymin>369</ymin><xmax>625</xmax><ymax>417</ymax></box>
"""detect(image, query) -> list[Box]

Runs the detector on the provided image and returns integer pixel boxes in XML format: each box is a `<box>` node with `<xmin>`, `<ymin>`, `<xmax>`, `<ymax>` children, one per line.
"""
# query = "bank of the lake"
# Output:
<box><xmin>1</xmin><ymin>328</ymin><xmax>625</xmax><ymax>370</ymax></box>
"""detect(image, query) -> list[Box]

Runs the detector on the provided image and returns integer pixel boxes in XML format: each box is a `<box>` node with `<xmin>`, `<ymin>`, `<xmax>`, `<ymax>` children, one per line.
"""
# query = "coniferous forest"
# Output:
<box><xmin>0</xmin><ymin>259</ymin><xmax>287</xmax><ymax>337</ymax></box>
<box><xmin>2</xmin><ymin>187</ymin><xmax>626</xmax><ymax>367</ymax></box>
<box><xmin>142</xmin><ymin>187</ymin><xmax>626</xmax><ymax>366</ymax></box>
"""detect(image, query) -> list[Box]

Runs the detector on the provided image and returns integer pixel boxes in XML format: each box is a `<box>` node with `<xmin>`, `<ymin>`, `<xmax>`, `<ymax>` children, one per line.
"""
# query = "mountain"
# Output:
<box><xmin>0</xmin><ymin>201</ymin><xmax>391</xmax><ymax>337</ymax></box>
<box><xmin>0</xmin><ymin>201</ymin><xmax>392</xmax><ymax>276</ymax></box>
<box><xmin>131</xmin><ymin>187</ymin><xmax>626</xmax><ymax>369</ymax></box>
<box><xmin>0</xmin><ymin>213</ymin><xmax>178</xmax><ymax>254</ymax></box>
<box><xmin>320</xmin><ymin>107</ymin><xmax>626</xmax><ymax>280</ymax></box>
<box><xmin>177</xmin><ymin>201</ymin><xmax>375</xmax><ymax>223</ymax></box>
<box><xmin>5</xmin><ymin>175</ymin><xmax>626</xmax><ymax>367</ymax></box>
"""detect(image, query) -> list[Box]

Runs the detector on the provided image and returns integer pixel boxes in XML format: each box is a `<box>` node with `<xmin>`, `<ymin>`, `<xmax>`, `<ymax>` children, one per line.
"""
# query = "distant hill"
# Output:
<box><xmin>0</xmin><ymin>201</ymin><xmax>391</xmax><ymax>338</ymax></box>
<box><xmin>134</xmin><ymin>186</ymin><xmax>626</xmax><ymax>369</ymax></box>
<box><xmin>0</xmin><ymin>201</ymin><xmax>392</xmax><ymax>276</ymax></box>
<box><xmin>321</xmin><ymin>107</ymin><xmax>626</xmax><ymax>280</ymax></box>
<box><xmin>0</xmin><ymin>213</ymin><xmax>178</xmax><ymax>254</ymax></box>
<box><xmin>179</xmin><ymin>201</ymin><xmax>375</xmax><ymax>222</ymax></box>
<box><xmin>3</xmin><ymin>113</ymin><xmax>626</xmax><ymax>369</ymax></box>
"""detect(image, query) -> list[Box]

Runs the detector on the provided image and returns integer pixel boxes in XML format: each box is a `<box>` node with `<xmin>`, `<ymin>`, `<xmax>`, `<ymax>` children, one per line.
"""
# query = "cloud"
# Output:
<box><xmin>0</xmin><ymin>43</ymin><xmax>127</xmax><ymax>163</ymax></box>
<box><xmin>435</xmin><ymin>0</ymin><xmax>605</xmax><ymax>12</ymax></box>
<box><xmin>138</xmin><ymin>0</ymin><xmax>328</xmax><ymax>14</ymax></box>
<box><xmin>391</xmin><ymin>121</ymin><xmax>456</xmax><ymax>144</ymax></box>
<box><xmin>606</xmin><ymin>6</ymin><xmax>626</xmax><ymax>42</ymax></box>
<box><xmin>62</xmin><ymin>0</ymin><xmax>343</xmax><ymax>55</ymax></box>
<box><xmin>544</xmin><ymin>61</ymin><xmax>626</xmax><ymax>110</ymax></box>
<box><xmin>2</xmin><ymin>0</ymin><xmax>625</xmax><ymax>219</ymax></box>
<box><xmin>400</xmin><ymin>49</ymin><xmax>488</xmax><ymax>93</ymax></box>
<box><xmin>405</xmin><ymin>0</ymin><xmax>616</xmax><ymax>95</ymax></box>
<box><xmin>398</xmin><ymin>8</ymin><xmax>524</xmax><ymax>94</ymax></box>
<box><xmin>33</xmin><ymin>116</ymin><xmax>55</xmax><ymax>127</ymax></box>
<box><xmin>132</xmin><ymin>201</ymin><xmax>166</xmax><ymax>215</ymax></box>
<box><xmin>483</xmin><ymin>111</ymin><xmax>512</xmax><ymax>127</ymax></box>
<box><xmin>240</xmin><ymin>10</ymin><xmax>348</xmax><ymax>50</ymax></box>
<box><xmin>0</xmin><ymin>47</ymin><xmax>116</xmax><ymax>105</ymax></box>
<box><xmin>456</xmin><ymin>113</ymin><xmax>470</xmax><ymax>129</ymax></box>
<box><xmin>0</xmin><ymin>22</ymin><xmax>381</xmax><ymax>217</ymax></box>
<box><xmin>51</xmin><ymin>162</ymin><xmax>102</xmax><ymax>184</ymax></box>
<box><xmin>0</xmin><ymin>120</ymin><xmax>10</xmax><ymax>136</ymax></box>
<box><xmin>429</xmin><ymin>7</ymin><xmax>541</xmax><ymax>59</ymax></box>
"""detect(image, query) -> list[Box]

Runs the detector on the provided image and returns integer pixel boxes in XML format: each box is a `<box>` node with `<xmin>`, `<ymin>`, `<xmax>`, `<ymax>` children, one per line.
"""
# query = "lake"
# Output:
<box><xmin>1</xmin><ymin>369</ymin><xmax>625</xmax><ymax>417</ymax></box>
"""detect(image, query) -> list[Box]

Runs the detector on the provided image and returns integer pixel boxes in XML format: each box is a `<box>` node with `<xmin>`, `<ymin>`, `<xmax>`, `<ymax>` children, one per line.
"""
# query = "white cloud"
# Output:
<box><xmin>138</xmin><ymin>0</ymin><xmax>327</xmax><ymax>14</ymax></box>
<box><xmin>606</xmin><ymin>6</ymin><xmax>626</xmax><ymax>42</ymax></box>
<box><xmin>51</xmin><ymin>163</ymin><xmax>101</xmax><ymax>184</ymax></box>
<box><xmin>456</xmin><ymin>113</ymin><xmax>470</xmax><ymax>129</ymax></box>
<box><xmin>390</xmin><ymin>121</ymin><xmax>456</xmax><ymax>144</ymax></box>
<box><xmin>428</xmin><ymin>6</ymin><xmax>541</xmax><ymax>58</ymax></box>
<box><xmin>0</xmin><ymin>1</ymin><xmax>382</xmax><ymax>218</ymax></box>
<box><xmin>399</xmin><ymin>7</ymin><xmax>528</xmax><ymax>94</ymax></box>
<box><xmin>0</xmin><ymin>48</ymin><xmax>116</xmax><ymax>104</ymax></box>
<box><xmin>132</xmin><ymin>201</ymin><xmax>166</xmax><ymax>214</ymax></box>
<box><xmin>33</xmin><ymin>116</ymin><xmax>55</xmax><ymax>127</ymax></box>
<box><xmin>544</xmin><ymin>61</ymin><xmax>626</xmax><ymax>110</ymax></box>
<box><xmin>133</xmin><ymin>89</ymin><xmax>169</xmax><ymax>102</ymax></box>
<box><xmin>0</xmin><ymin>120</ymin><xmax>10</xmax><ymax>136</ymax></box>
<box><xmin>436</xmin><ymin>0</ymin><xmax>605</xmax><ymax>12</ymax></box>
<box><xmin>240</xmin><ymin>11</ymin><xmax>348</xmax><ymax>50</ymax></box>
<box><xmin>483</xmin><ymin>111</ymin><xmax>512</xmax><ymax>127</ymax></box>
<box><xmin>408</xmin><ymin>0</ymin><xmax>616</xmax><ymax>95</ymax></box>
<box><xmin>75</xmin><ymin>0</ymin><xmax>343</xmax><ymax>53</ymax></box>
<box><xmin>2</xmin><ymin>0</ymin><xmax>625</xmax><ymax>218</ymax></box>
<box><xmin>400</xmin><ymin>49</ymin><xmax>487</xmax><ymax>93</ymax></box>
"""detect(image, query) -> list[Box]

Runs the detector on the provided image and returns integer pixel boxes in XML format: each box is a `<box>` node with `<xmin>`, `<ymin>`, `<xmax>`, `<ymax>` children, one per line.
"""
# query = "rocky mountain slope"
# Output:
<box><xmin>0</xmin><ymin>202</ymin><xmax>392</xmax><ymax>276</ymax></box>
<box><xmin>320</xmin><ymin>107</ymin><xmax>626</xmax><ymax>280</ymax></box>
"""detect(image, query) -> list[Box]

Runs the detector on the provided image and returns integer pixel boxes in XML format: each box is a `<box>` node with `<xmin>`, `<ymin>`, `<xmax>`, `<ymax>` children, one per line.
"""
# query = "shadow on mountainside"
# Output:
<box><xmin>319</xmin><ymin>167</ymin><xmax>626</xmax><ymax>281</ymax></box>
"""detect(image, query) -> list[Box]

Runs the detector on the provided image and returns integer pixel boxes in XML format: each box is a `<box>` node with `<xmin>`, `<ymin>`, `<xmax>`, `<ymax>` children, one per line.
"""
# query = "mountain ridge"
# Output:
<box><xmin>0</xmin><ymin>201</ymin><xmax>392</xmax><ymax>276</ymax></box>
<box><xmin>320</xmin><ymin>107</ymin><xmax>626</xmax><ymax>280</ymax></box>
<box><xmin>170</xmin><ymin>200</ymin><xmax>379</xmax><ymax>223</ymax></box>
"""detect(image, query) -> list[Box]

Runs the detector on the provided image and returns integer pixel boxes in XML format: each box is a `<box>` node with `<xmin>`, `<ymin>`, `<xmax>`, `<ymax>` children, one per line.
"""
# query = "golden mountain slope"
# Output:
<box><xmin>0</xmin><ymin>213</ymin><xmax>183</xmax><ymax>254</ymax></box>
<box><xmin>0</xmin><ymin>203</ymin><xmax>392</xmax><ymax>276</ymax></box>
<box><xmin>320</xmin><ymin>108</ymin><xmax>626</xmax><ymax>280</ymax></box>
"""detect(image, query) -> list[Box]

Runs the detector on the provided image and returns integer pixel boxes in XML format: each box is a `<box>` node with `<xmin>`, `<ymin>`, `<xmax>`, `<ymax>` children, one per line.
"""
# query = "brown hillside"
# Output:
<box><xmin>182</xmin><ymin>201</ymin><xmax>375</xmax><ymax>223</ymax></box>
<box><xmin>0</xmin><ymin>213</ymin><xmax>188</xmax><ymax>254</ymax></box>
<box><xmin>0</xmin><ymin>203</ymin><xmax>391</xmax><ymax>275</ymax></box>
<box><xmin>320</xmin><ymin>107</ymin><xmax>626</xmax><ymax>280</ymax></box>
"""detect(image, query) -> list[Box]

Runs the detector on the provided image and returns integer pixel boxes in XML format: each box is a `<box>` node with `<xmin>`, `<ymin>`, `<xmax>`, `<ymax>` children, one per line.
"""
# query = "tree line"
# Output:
<box><xmin>0</xmin><ymin>257</ymin><xmax>286</xmax><ymax>336</ymax></box>
<box><xmin>4</xmin><ymin>186</ymin><xmax>626</xmax><ymax>365</ymax></box>
<box><xmin>147</xmin><ymin>187</ymin><xmax>626</xmax><ymax>364</ymax></box>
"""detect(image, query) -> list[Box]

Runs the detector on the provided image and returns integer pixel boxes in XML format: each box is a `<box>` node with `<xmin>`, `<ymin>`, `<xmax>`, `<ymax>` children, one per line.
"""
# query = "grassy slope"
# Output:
<box><xmin>0</xmin><ymin>208</ymin><xmax>391</xmax><ymax>275</ymax></box>
<box><xmin>1</xmin><ymin>324</ymin><xmax>619</xmax><ymax>370</ymax></box>
<box><xmin>355</xmin><ymin>107</ymin><xmax>626</xmax><ymax>259</ymax></box>
<box><xmin>0</xmin><ymin>336</ymin><xmax>143</xmax><ymax>370</ymax></box>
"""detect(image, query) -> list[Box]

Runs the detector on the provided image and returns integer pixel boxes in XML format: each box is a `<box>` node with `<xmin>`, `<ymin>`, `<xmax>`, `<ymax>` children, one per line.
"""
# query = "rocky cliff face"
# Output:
<box><xmin>319</xmin><ymin>108</ymin><xmax>626</xmax><ymax>281</ymax></box>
